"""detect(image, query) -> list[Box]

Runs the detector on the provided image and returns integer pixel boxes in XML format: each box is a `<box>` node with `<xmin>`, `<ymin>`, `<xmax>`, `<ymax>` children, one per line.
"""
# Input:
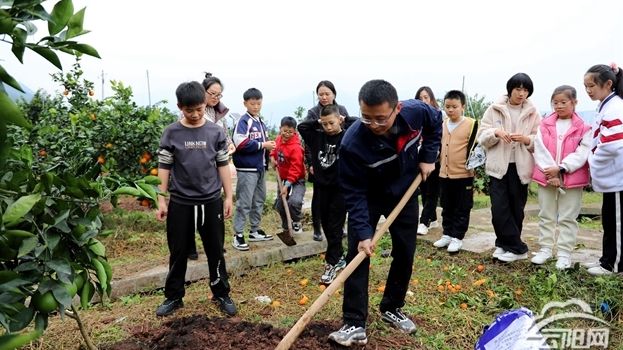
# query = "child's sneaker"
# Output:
<box><xmin>232</xmin><ymin>234</ymin><xmax>249</xmax><ymax>251</ymax></box>
<box><xmin>416</xmin><ymin>224</ymin><xmax>429</xmax><ymax>235</ymax></box>
<box><xmin>334</xmin><ymin>256</ymin><xmax>347</xmax><ymax>272</ymax></box>
<box><xmin>248</xmin><ymin>229</ymin><xmax>273</xmax><ymax>242</ymax></box>
<box><xmin>292</xmin><ymin>222</ymin><xmax>303</xmax><ymax>234</ymax></box>
<box><xmin>447</xmin><ymin>238</ymin><xmax>462</xmax><ymax>253</ymax></box>
<box><xmin>429</xmin><ymin>220</ymin><xmax>439</xmax><ymax>228</ymax></box>
<box><xmin>530</xmin><ymin>248</ymin><xmax>552</xmax><ymax>265</ymax></box>
<box><xmin>328</xmin><ymin>324</ymin><xmax>367</xmax><ymax>346</ymax></box>
<box><xmin>320</xmin><ymin>263</ymin><xmax>336</xmax><ymax>284</ymax></box>
<box><xmin>555</xmin><ymin>253</ymin><xmax>571</xmax><ymax>270</ymax></box>
<box><xmin>433</xmin><ymin>235</ymin><xmax>452</xmax><ymax>248</ymax></box>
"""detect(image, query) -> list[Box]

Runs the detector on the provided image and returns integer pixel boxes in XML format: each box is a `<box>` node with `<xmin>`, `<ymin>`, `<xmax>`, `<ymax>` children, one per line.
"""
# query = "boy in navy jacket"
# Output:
<box><xmin>231</xmin><ymin>88</ymin><xmax>276</xmax><ymax>251</ymax></box>
<box><xmin>329</xmin><ymin>80</ymin><xmax>442</xmax><ymax>346</ymax></box>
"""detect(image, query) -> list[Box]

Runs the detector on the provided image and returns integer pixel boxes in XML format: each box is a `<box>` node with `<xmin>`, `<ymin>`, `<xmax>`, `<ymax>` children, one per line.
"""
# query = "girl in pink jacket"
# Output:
<box><xmin>532</xmin><ymin>85</ymin><xmax>591</xmax><ymax>269</ymax></box>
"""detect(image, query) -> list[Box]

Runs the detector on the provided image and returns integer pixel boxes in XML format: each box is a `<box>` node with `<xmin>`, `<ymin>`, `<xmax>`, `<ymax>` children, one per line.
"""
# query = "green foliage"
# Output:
<box><xmin>293</xmin><ymin>106</ymin><xmax>305</xmax><ymax>123</ymax></box>
<box><xmin>0</xmin><ymin>0</ymin><xmax>100</xmax><ymax>129</ymax></box>
<box><xmin>10</xmin><ymin>58</ymin><xmax>178</xmax><ymax>182</ymax></box>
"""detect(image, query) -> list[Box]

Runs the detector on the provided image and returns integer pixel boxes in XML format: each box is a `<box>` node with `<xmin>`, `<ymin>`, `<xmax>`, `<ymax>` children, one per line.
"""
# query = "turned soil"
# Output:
<box><xmin>100</xmin><ymin>315</ymin><xmax>421</xmax><ymax>350</ymax></box>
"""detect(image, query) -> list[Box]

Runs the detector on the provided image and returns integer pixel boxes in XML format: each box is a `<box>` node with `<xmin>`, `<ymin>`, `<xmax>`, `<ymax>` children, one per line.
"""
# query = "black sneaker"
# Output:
<box><xmin>213</xmin><ymin>295</ymin><xmax>238</xmax><ymax>316</ymax></box>
<box><xmin>156</xmin><ymin>298</ymin><xmax>183</xmax><ymax>316</ymax></box>
<box><xmin>313</xmin><ymin>228</ymin><xmax>323</xmax><ymax>242</ymax></box>
<box><xmin>381</xmin><ymin>308</ymin><xmax>416</xmax><ymax>333</ymax></box>
<box><xmin>232</xmin><ymin>235</ymin><xmax>249</xmax><ymax>251</ymax></box>
<box><xmin>188</xmin><ymin>251</ymin><xmax>199</xmax><ymax>260</ymax></box>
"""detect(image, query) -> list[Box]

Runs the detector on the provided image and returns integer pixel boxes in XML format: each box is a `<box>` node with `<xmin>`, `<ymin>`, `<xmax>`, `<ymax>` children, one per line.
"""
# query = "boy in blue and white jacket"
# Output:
<box><xmin>231</xmin><ymin>88</ymin><xmax>276</xmax><ymax>251</ymax></box>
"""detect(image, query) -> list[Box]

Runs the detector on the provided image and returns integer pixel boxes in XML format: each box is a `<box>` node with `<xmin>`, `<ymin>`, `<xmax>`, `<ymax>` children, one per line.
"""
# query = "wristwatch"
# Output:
<box><xmin>559</xmin><ymin>166</ymin><xmax>566</xmax><ymax>175</ymax></box>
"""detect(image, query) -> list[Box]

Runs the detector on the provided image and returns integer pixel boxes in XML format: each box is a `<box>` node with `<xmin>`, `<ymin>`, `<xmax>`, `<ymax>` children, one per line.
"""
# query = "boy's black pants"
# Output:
<box><xmin>440</xmin><ymin>177</ymin><xmax>474</xmax><ymax>240</ymax></box>
<box><xmin>489</xmin><ymin>163</ymin><xmax>529</xmax><ymax>254</ymax></box>
<box><xmin>164</xmin><ymin>199</ymin><xmax>230</xmax><ymax>300</ymax></box>
<box><xmin>600</xmin><ymin>191</ymin><xmax>623</xmax><ymax>273</ymax></box>
<box><xmin>419</xmin><ymin>161</ymin><xmax>440</xmax><ymax>226</ymax></box>
<box><xmin>318</xmin><ymin>184</ymin><xmax>346</xmax><ymax>265</ymax></box>
<box><xmin>311</xmin><ymin>181</ymin><xmax>321</xmax><ymax>232</ymax></box>
<box><xmin>343</xmin><ymin>195</ymin><xmax>417</xmax><ymax>328</ymax></box>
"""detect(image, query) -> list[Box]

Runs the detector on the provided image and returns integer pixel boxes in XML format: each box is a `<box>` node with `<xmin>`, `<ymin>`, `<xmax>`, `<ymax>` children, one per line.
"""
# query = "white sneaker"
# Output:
<box><xmin>292</xmin><ymin>222</ymin><xmax>303</xmax><ymax>234</ymax></box>
<box><xmin>587</xmin><ymin>266</ymin><xmax>615</xmax><ymax>276</ymax></box>
<box><xmin>530</xmin><ymin>248</ymin><xmax>552</xmax><ymax>265</ymax></box>
<box><xmin>583</xmin><ymin>261</ymin><xmax>601</xmax><ymax>269</ymax></box>
<box><xmin>555</xmin><ymin>254</ymin><xmax>571</xmax><ymax>270</ymax></box>
<box><xmin>447</xmin><ymin>238</ymin><xmax>462</xmax><ymax>253</ymax></box>
<box><xmin>497</xmin><ymin>251</ymin><xmax>528</xmax><ymax>262</ymax></box>
<box><xmin>433</xmin><ymin>235</ymin><xmax>452</xmax><ymax>248</ymax></box>
<box><xmin>429</xmin><ymin>221</ymin><xmax>439</xmax><ymax>229</ymax></box>
<box><xmin>492</xmin><ymin>247</ymin><xmax>506</xmax><ymax>259</ymax></box>
<box><xmin>417</xmin><ymin>224</ymin><xmax>429</xmax><ymax>235</ymax></box>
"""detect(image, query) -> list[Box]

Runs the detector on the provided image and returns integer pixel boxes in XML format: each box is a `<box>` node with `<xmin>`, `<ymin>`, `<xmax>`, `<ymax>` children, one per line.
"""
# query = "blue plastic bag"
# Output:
<box><xmin>475</xmin><ymin>308</ymin><xmax>549</xmax><ymax>350</ymax></box>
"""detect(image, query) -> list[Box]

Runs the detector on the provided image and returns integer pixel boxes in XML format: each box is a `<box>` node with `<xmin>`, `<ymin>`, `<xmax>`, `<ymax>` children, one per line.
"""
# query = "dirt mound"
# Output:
<box><xmin>101</xmin><ymin>315</ymin><xmax>420</xmax><ymax>349</ymax></box>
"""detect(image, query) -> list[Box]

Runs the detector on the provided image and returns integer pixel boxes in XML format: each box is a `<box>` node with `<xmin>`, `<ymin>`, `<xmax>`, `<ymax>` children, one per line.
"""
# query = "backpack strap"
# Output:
<box><xmin>466</xmin><ymin>118</ymin><xmax>479</xmax><ymax>159</ymax></box>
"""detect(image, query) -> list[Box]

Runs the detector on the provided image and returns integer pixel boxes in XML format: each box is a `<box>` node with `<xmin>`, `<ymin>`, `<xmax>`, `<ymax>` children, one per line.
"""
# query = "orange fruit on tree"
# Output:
<box><xmin>63</xmin><ymin>90</ymin><xmax>69</xmax><ymax>95</ymax></box>
<box><xmin>39</xmin><ymin>150</ymin><xmax>46</xmax><ymax>157</ymax></box>
<box><xmin>272</xmin><ymin>301</ymin><xmax>281</xmax><ymax>307</ymax></box>
<box><xmin>90</xmin><ymin>113</ymin><xmax>95</xmax><ymax>120</ymax></box>
<box><xmin>377</xmin><ymin>285</ymin><xmax>386</xmax><ymax>292</ymax></box>
<box><xmin>143</xmin><ymin>152</ymin><xmax>152</xmax><ymax>160</ymax></box>
<box><xmin>141</xmin><ymin>168</ymin><xmax>148</xmax><ymax>174</ymax></box>
<box><xmin>300</xmin><ymin>279</ymin><xmax>308</xmax><ymax>286</ymax></box>
<box><xmin>140</xmin><ymin>157</ymin><xmax>147</xmax><ymax>164</ymax></box>
<box><xmin>437</xmin><ymin>285</ymin><xmax>445</xmax><ymax>291</ymax></box>
<box><xmin>89</xmin><ymin>90</ymin><xmax>95</xmax><ymax>96</ymax></box>
<box><xmin>106</xmin><ymin>142</ymin><xmax>113</xmax><ymax>149</ymax></box>
<box><xmin>32</xmin><ymin>291</ymin><xmax>59</xmax><ymax>314</ymax></box>
<box><xmin>140</xmin><ymin>199</ymin><xmax>149</xmax><ymax>207</ymax></box>
<box><xmin>460</xmin><ymin>303</ymin><xmax>468</xmax><ymax>310</ymax></box>
<box><xmin>477</xmin><ymin>265</ymin><xmax>485</xmax><ymax>272</ymax></box>
<box><xmin>150</xmin><ymin>168</ymin><xmax>158</xmax><ymax>175</ymax></box>
<box><xmin>97</xmin><ymin>156</ymin><xmax>105</xmax><ymax>164</ymax></box>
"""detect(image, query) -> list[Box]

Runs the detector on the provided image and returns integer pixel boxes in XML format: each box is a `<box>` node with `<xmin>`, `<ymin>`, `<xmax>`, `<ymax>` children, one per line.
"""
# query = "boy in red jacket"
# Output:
<box><xmin>270</xmin><ymin>116</ymin><xmax>307</xmax><ymax>234</ymax></box>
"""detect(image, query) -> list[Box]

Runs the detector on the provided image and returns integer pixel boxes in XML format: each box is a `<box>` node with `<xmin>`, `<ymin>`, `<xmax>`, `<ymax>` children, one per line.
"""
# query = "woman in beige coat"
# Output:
<box><xmin>477</xmin><ymin>73</ymin><xmax>541</xmax><ymax>262</ymax></box>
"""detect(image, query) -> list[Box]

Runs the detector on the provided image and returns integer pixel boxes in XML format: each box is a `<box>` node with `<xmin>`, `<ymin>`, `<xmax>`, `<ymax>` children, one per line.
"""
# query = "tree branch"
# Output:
<box><xmin>70</xmin><ymin>305</ymin><xmax>98</xmax><ymax>350</ymax></box>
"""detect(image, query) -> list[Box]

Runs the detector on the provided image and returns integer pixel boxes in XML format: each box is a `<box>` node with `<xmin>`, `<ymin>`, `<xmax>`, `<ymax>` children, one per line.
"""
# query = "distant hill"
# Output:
<box><xmin>2</xmin><ymin>82</ymin><xmax>35</xmax><ymax>102</ymax></box>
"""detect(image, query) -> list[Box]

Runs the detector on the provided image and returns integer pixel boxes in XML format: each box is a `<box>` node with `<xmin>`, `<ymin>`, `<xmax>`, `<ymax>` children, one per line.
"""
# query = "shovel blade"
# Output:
<box><xmin>277</xmin><ymin>230</ymin><xmax>297</xmax><ymax>246</ymax></box>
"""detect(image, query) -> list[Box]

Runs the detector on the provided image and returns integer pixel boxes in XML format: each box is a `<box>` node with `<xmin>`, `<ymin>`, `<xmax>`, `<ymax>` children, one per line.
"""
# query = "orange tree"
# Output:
<box><xmin>0</xmin><ymin>1</ymin><xmax>162</xmax><ymax>349</ymax></box>
<box><xmin>13</xmin><ymin>58</ymin><xmax>178</xmax><ymax>183</ymax></box>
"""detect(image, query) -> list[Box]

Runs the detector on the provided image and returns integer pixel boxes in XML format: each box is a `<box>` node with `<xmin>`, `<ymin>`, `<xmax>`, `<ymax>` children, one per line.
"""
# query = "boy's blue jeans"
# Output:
<box><xmin>342</xmin><ymin>195</ymin><xmax>418</xmax><ymax>328</ymax></box>
<box><xmin>233</xmin><ymin>171</ymin><xmax>266</xmax><ymax>234</ymax></box>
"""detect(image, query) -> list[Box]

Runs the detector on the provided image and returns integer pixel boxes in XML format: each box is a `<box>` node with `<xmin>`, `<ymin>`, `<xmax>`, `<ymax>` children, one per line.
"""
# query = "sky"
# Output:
<box><xmin>2</xmin><ymin>0</ymin><xmax>623</xmax><ymax>125</ymax></box>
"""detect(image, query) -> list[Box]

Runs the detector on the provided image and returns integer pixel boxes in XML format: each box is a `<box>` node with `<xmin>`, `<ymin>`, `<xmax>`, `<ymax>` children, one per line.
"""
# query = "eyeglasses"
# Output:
<box><xmin>281</xmin><ymin>130</ymin><xmax>295</xmax><ymax>135</ymax></box>
<box><xmin>552</xmin><ymin>100</ymin><xmax>571</xmax><ymax>107</ymax></box>
<box><xmin>360</xmin><ymin>107</ymin><xmax>395</xmax><ymax>126</ymax></box>
<box><xmin>207</xmin><ymin>91</ymin><xmax>223</xmax><ymax>99</ymax></box>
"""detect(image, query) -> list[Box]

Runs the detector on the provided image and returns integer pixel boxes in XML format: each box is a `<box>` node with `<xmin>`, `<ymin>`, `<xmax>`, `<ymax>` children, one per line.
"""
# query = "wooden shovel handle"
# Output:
<box><xmin>275</xmin><ymin>171</ymin><xmax>294</xmax><ymax>235</ymax></box>
<box><xmin>275</xmin><ymin>174</ymin><xmax>423</xmax><ymax>350</ymax></box>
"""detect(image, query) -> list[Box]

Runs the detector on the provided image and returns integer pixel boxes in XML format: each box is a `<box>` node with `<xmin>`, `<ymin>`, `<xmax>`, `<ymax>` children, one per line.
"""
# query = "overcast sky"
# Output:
<box><xmin>2</xmin><ymin>0</ymin><xmax>623</xmax><ymax>120</ymax></box>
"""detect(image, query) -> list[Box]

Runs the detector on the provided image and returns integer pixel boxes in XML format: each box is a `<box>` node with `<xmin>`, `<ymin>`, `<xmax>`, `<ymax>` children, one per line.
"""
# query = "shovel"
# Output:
<box><xmin>275</xmin><ymin>171</ymin><xmax>296</xmax><ymax>246</ymax></box>
<box><xmin>275</xmin><ymin>173</ymin><xmax>423</xmax><ymax>350</ymax></box>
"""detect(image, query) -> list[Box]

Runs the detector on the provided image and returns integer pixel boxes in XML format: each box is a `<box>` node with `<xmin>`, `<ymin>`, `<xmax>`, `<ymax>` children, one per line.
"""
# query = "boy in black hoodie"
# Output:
<box><xmin>298</xmin><ymin>105</ymin><xmax>358</xmax><ymax>284</ymax></box>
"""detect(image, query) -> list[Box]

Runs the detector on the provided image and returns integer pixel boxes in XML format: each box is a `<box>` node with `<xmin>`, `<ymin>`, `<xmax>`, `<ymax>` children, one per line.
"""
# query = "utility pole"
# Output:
<box><xmin>462</xmin><ymin>76</ymin><xmax>465</xmax><ymax>92</ymax></box>
<box><xmin>146</xmin><ymin>70</ymin><xmax>152</xmax><ymax>107</ymax></box>
<box><xmin>98</xmin><ymin>70</ymin><xmax>106</xmax><ymax>100</ymax></box>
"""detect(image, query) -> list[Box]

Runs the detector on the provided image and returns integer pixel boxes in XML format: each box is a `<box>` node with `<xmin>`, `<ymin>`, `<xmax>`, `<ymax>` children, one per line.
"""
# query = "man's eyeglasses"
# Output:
<box><xmin>207</xmin><ymin>91</ymin><xmax>223</xmax><ymax>99</ymax></box>
<box><xmin>360</xmin><ymin>107</ymin><xmax>395</xmax><ymax>126</ymax></box>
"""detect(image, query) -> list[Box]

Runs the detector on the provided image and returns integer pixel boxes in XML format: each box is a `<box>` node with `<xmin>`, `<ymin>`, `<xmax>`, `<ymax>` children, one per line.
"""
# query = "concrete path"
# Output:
<box><xmin>104</xmin><ymin>177</ymin><xmax>604</xmax><ymax>301</ymax></box>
